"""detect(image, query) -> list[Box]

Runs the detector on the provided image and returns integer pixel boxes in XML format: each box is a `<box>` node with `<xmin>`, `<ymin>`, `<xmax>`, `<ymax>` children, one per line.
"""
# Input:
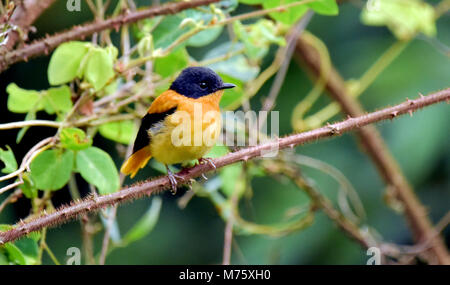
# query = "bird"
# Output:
<box><xmin>120</xmin><ymin>66</ymin><xmax>236</xmax><ymax>193</ymax></box>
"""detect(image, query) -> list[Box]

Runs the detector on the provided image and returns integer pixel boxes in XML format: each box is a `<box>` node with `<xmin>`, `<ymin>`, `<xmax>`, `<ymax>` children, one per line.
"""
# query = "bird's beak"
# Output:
<box><xmin>218</xmin><ymin>83</ymin><xmax>236</xmax><ymax>90</ymax></box>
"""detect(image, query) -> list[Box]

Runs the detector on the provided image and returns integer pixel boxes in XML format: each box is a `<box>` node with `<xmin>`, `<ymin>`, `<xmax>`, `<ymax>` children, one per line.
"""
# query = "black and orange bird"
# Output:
<box><xmin>120</xmin><ymin>67</ymin><xmax>236</xmax><ymax>193</ymax></box>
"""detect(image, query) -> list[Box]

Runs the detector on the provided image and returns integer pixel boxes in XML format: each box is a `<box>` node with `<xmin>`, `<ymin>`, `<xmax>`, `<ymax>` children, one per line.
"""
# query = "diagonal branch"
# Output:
<box><xmin>0</xmin><ymin>0</ymin><xmax>56</xmax><ymax>52</ymax></box>
<box><xmin>0</xmin><ymin>0</ymin><xmax>221</xmax><ymax>73</ymax></box>
<box><xmin>0</xmin><ymin>88</ymin><xmax>449</xmax><ymax>245</ymax></box>
<box><xmin>294</xmin><ymin>38</ymin><xmax>449</xmax><ymax>264</ymax></box>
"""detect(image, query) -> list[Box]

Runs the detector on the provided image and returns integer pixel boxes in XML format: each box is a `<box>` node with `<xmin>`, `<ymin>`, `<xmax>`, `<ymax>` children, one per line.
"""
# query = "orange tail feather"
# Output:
<box><xmin>120</xmin><ymin>147</ymin><xmax>152</xmax><ymax>178</ymax></box>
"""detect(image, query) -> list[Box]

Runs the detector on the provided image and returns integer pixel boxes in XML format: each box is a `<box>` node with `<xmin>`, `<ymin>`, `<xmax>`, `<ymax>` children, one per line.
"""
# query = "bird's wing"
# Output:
<box><xmin>132</xmin><ymin>90</ymin><xmax>183</xmax><ymax>153</ymax></box>
<box><xmin>121</xmin><ymin>91</ymin><xmax>181</xmax><ymax>178</ymax></box>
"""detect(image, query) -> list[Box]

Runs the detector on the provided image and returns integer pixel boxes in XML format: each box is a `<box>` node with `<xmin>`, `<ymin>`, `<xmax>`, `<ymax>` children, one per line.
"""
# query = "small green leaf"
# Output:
<box><xmin>361</xmin><ymin>0</ymin><xmax>436</xmax><ymax>40</ymax></box>
<box><xmin>3</xmin><ymin>243</ymin><xmax>27</xmax><ymax>265</ymax></box>
<box><xmin>6</xmin><ymin>83</ymin><xmax>42</xmax><ymax>113</ymax></box>
<box><xmin>154</xmin><ymin>47</ymin><xmax>189</xmax><ymax>78</ymax></box>
<box><xmin>84</xmin><ymin>48</ymin><xmax>115</xmax><ymax>91</ymax></box>
<box><xmin>76</xmin><ymin>147</ymin><xmax>120</xmax><ymax>195</ymax></box>
<box><xmin>264</xmin><ymin>0</ymin><xmax>309</xmax><ymax>26</ymax></box>
<box><xmin>0</xmin><ymin>251</ymin><xmax>8</xmax><ymax>265</ymax></box>
<box><xmin>184</xmin><ymin>9</ymin><xmax>223</xmax><ymax>47</ymax></box>
<box><xmin>30</xmin><ymin>149</ymin><xmax>74</xmax><ymax>191</ymax></box>
<box><xmin>233</xmin><ymin>19</ymin><xmax>286</xmax><ymax>61</ymax></box>
<box><xmin>122</xmin><ymin>197</ymin><xmax>162</xmax><ymax>246</ymax></box>
<box><xmin>48</xmin><ymin>41</ymin><xmax>90</xmax><ymax>85</ymax></box>
<box><xmin>187</xmin><ymin>26</ymin><xmax>223</xmax><ymax>47</ymax></box>
<box><xmin>309</xmin><ymin>0</ymin><xmax>338</xmax><ymax>15</ymax></box>
<box><xmin>205</xmin><ymin>42</ymin><xmax>259</xmax><ymax>82</ymax></box>
<box><xmin>60</xmin><ymin>128</ymin><xmax>92</xmax><ymax>150</ymax></box>
<box><xmin>14</xmin><ymin>237</ymin><xmax>39</xmax><ymax>265</ymax></box>
<box><xmin>137</xmin><ymin>35</ymin><xmax>154</xmax><ymax>57</ymax></box>
<box><xmin>43</xmin><ymin>85</ymin><xmax>73</xmax><ymax>115</ymax></box>
<box><xmin>0</xmin><ymin>145</ymin><xmax>17</xmax><ymax>174</ymax></box>
<box><xmin>20</xmin><ymin>173</ymin><xmax>38</xmax><ymax>199</ymax></box>
<box><xmin>152</xmin><ymin>15</ymin><xmax>188</xmax><ymax>49</ymax></box>
<box><xmin>99</xmin><ymin>121</ymin><xmax>136</xmax><ymax>145</ymax></box>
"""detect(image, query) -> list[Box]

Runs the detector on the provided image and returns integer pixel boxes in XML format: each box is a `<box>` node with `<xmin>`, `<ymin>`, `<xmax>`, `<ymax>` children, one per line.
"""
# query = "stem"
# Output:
<box><xmin>0</xmin><ymin>88</ymin><xmax>448</xmax><ymax>245</ymax></box>
<box><xmin>259</xmin><ymin>11</ymin><xmax>314</xmax><ymax>129</ymax></box>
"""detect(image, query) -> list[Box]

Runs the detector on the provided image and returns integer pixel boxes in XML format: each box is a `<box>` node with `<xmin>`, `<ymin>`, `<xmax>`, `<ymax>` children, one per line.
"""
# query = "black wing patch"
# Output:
<box><xmin>132</xmin><ymin>107</ymin><xmax>177</xmax><ymax>154</ymax></box>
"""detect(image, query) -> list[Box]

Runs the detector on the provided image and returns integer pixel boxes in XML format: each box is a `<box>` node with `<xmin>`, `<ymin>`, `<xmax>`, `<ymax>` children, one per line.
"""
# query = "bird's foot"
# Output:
<box><xmin>198</xmin><ymin>157</ymin><xmax>216</xmax><ymax>171</ymax></box>
<box><xmin>166</xmin><ymin>166</ymin><xmax>184</xmax><ymax>195</ymax></box>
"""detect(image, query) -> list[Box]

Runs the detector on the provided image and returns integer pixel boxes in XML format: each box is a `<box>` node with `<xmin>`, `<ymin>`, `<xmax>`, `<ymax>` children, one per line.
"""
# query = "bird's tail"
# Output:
<box><xmin>120</xmin><ymin>147</ymin><xmax>152</xmax><ymax>178</ymax></box>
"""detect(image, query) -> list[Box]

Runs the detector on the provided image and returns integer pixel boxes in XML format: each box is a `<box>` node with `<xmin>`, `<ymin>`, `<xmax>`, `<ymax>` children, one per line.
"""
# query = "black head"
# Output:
<box><xmin>170</xmin><ymin>67</ymin><xmax>236</xmax><ymax>99</ymax></box>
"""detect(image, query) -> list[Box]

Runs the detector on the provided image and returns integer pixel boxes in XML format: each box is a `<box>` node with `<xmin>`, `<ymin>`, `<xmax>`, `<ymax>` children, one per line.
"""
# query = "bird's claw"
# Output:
<box><xmin>166</xmin><ymin>166</ymin><xmax>184</xmax><ymax>195</ymax></box>
<box><xmin>199</xmin><ymin>157</ymin><xmax>216</xmax><ymax>171</ymax></box>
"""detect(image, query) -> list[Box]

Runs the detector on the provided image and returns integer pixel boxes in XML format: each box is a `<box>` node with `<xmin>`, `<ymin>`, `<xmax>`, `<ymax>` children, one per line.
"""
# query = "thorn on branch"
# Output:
<box><xmin>326</xmin><ymin>123</ymin><xmax>340</xmax><ymax>135</ymax></box>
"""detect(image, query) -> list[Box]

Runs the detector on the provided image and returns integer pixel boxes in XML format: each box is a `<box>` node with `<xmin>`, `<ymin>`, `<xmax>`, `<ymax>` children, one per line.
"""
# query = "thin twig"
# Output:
<box><xmin>0</xmin><ymin>88</ymin><xmax>448</xmax><ymax>244</ymax></box>
<box><xmin>264</xmin><ymin>162</ymin><xmax>373</xmax><ymax>249</ymax></box>
<box><xmin>259</xmin><ymin>11</ymin><xmax>314</xmax><ymax>129</ymax></box>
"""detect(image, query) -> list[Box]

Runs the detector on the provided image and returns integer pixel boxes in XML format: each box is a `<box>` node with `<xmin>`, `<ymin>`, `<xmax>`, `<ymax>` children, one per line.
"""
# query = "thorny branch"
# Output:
<box><xmin>294</xmin><ymin>37</ymin><xmax>450</xmax><ymax>264</ymax></box>
<box><xmin>0</xmin><ymin>0</ymin><xmax>56</xmax><ymax>52</ymax></box>
<box><xmin>0</xmin><ymin>88</ymin><xmax>449</xmax><ymax>245</ymax></box>
<box><xmin>0</xmin><ymin>0</ymin><xmax>222</xmax><ymax>73</ymax></box>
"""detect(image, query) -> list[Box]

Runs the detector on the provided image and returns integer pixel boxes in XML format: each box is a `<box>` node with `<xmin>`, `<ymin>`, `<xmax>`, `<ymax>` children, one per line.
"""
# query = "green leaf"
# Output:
<box><xmin>3</xmin><ymin>243</ymin><xmax>26</xmax><ymax>265</ymax></box>
<box><xmin>152</xmin><ymin>7</ymin><xmax>228</xmax><ymax>49</ymax></box>
<box><xmin>185</xmin><ymin>9</ymin><xmax>223</xmax><ymax>47</ymax></box>
<box><xmin>132</xmin><ymin>16</ymin><xmax>163</xmax><ymax>40</ymax></box>
<box><xmin>0</xmin><ymin>251</ymin><xmax>8</xmax><ymax>265</ymax></box>
<box><xmin>205</xmin><ymin>42</ymin><xmax>259</xmax><ymax>82</ymax></box>
<box><xmin>99</xmin><ymin>120</ymin><xmax>136</xmax><ymax>145</ymax></box>
<box><xmin>43</xmin><ymin>85</ymin><xmax>73</xmax><ymax>115</ymax></box>
<box><xmin>233</xmin><ymin>19</ymin><xmax>286</xmax><ymax>61</ymax></box>
<box><xmin>48</xmin><ymin>41</ymin><xmax>90</xmax><ymax>85</ymax></box>
<box><xmin>137</xmin><ymin>35</ymin><xmax>154</xmax><ymax>57</ymax></box>
<box><xmin>84</xmin><ymin>48</ymin><xmax>115</xmax><ymax>91</ymax></box>
<box><xmin>60</xmin><ymin>128</ymin><xmax>92</xmax><ymax>150</ymax></box>
<box><xmin>122</xmin><ymin>197</ymin><xmax>162</xmax><ymax>246</ymax></box>
<box><xmin>30</xmin><ymin>149</ymin><xmax>74</xmax><ymax>191</ymax></box>
<box><xmin>309</xmin><ymin>0</ymin><xmax>338</xmax><ymax>15</ymax></box>
<box><xmin>20</xmin><ymin>173</ymin><xmax>38</xmax><ymax>199</ymax></box>
<box><xmin>0</xmin><ymin>145</ymin><xmax>17</xmax><ymax>174</ymax></box>
<box><xmin>6</xmin><ymin>83</ymin><xmax>42</xmax><ymax>113</ymax></box>
<box><xmin>361</xmin><ymin>0</ymin><xmax>436</xmax><ymax>40</ymax></box>
<box><xmin>188</xmin><ymin>26</ymin><xmax>223</xmax><ymax>47</ymax></box>
<box><xmin>14</xmin><ymin>237</ymin><xmax>39</xmax><ymax>265</ymax></box>
<box><xmin>76</xmin><ymin>147</ymin><xmax>120</xmax><ymax>195</ymax></box>
<box><xmin>154</xmin><ymin>47</ymin><xmax>189</xmax><ymax>78</ymax></box>
<box><xmin>152</xmin><ymin>15</ymin><xmax>188</xmax><ymax>49</ymax></box>
<box><xmin>217</xmin><ymin>0</ymin><xmax>239</xmax><ymax>12</ymax></box>
<box><xmin>264</xmin><ymin>0</ymin><xmax>309</xmax><ymax>26</ymax></box>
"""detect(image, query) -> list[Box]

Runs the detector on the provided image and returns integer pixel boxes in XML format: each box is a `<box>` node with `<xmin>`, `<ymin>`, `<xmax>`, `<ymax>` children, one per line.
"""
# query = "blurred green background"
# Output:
<box><xmin>0</xmin><ymin>1</ymin><xmax>449</xmax><ymax>264</ymax></box>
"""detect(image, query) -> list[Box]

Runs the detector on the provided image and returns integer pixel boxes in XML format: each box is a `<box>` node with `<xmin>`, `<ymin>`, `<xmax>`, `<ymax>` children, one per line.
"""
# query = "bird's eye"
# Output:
<box><xmin>199</xmin><ymin>82</ymin><xmax>208</xmax><ymax>89</ymax></box>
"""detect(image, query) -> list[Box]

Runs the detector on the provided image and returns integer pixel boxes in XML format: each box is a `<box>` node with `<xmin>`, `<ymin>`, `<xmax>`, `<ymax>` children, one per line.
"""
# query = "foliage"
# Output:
<box><xmin>0</xmin><ymin>0</ymin><xmax>448</xmax><ymax>265</ymax></box>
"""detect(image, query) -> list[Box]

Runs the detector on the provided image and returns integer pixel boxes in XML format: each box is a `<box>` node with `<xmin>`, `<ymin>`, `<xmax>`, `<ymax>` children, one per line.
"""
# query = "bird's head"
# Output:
<box><xmin>170</xmin><ymin>67</ymin><xmax>236</xmax><ymax>99</ymax></box>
